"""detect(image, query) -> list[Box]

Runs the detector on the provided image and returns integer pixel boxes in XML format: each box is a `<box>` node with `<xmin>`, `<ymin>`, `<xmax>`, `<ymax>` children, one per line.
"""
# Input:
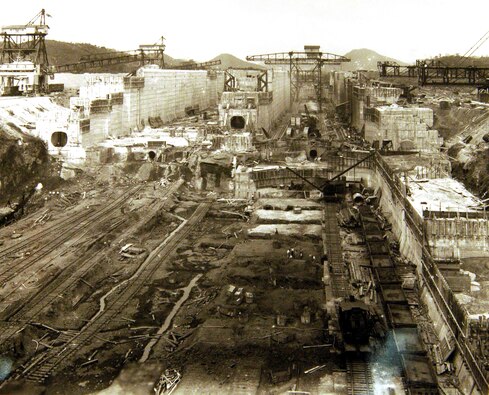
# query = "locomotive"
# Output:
<box><xmin>338</xmin><ymin>296</ymin><xmax>375</xmax><ymax>346</ymax></box>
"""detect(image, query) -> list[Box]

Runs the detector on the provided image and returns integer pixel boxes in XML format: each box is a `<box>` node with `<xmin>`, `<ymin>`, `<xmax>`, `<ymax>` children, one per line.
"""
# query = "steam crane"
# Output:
<box><xmin>246</xmin><ymin>45</ymin><xmax>350</xmax><ymax>110</ymax></box>
<box><xmin>285</xmin><ymin>151</ymin><xmax>375</xmax><ymax>201</ymax></box>
<box><xmin>0</xmin><ymin>9</ymin><xmax>50</xmax><ymax>95</ymax></box>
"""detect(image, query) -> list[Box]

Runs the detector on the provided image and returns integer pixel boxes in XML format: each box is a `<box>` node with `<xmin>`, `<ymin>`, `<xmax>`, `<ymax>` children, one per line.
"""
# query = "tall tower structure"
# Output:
<box><xmin>0</xmin><ymin>9</ymin><xmax>50</xmax><ymax>95</ymax></box>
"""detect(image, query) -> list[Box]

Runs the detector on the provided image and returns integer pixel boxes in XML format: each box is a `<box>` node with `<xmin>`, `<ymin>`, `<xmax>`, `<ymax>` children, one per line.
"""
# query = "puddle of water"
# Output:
<box><xmin>139</xmin><ymin>273</ymin><xmax>202</xmax><ymax>363</ymax></box>
<box><xmin>0</xmin><ymin>356</ymin><xmax>13</xmax><ymax>380</ymax></box>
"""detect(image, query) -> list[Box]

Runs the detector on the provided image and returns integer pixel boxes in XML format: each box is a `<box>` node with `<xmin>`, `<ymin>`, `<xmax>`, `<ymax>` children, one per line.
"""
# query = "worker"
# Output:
<box><xmin>287</xmin><ymin>249</ymin><xmax>291</xmax><ymax>258</ymax></box>
<box><xmin>290</xmin><ymin>248</ymin><xmax>295</xmax><ymax>259</ymax></box>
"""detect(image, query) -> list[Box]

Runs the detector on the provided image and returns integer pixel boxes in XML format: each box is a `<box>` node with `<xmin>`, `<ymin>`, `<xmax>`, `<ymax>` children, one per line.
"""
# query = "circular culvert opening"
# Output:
<box><xmin>51</xmin><ymin>131</ymin><xmax>68</xmax><ymax>147</ymax></box>
<box><xmin>309</xmin><ymin>149</ymin><xmax>318</xmax><ymax>160</ymax></box>
<box><xmin>353</xmin><ymin>193</ymin><xmax>365</xmax><ymax>204</ymax></box>
<box><xmin>148</xmin><ymin>151</ymin><xmax>156</xmax><ymax>161</ymax></box>
<box><xmin>230</xmin><ymin>116</ymin><xmax>246</xmax><ymax>130</ymax></box>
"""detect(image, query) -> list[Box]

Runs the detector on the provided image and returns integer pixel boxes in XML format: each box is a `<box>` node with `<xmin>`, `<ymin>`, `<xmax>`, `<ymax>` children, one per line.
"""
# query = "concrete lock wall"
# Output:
<box><xmin>351</xmin><ymin>86</ymin><xmax>402</xmax><ymax>131</ymax></box>
<box><xmin>373</xmin><ymin>167</ymin><xmax>424</xmax><ymax>267</ymax></box>
<box><xmin>218</xmin><ymin>70</ymin><xmax>290</xmax><ymax>132</ymax></box>
<box><xmin>128</xmin><ymin>68</ymin><xmax>215</xmax><ymax>126</ymax></box>
<box><xmin>270</xmin><ymin>69</ymin><xmax>290</xmax><ymax>121</ymax></box>
<box><xmin>365</xmin><ymin>107</ymin><xmax>441</xmax><ymax>152</ymax></box>
<box><xmin>425</xmin><ymin>217</ymin><xmax>489</xmax><ymax>259</ymax></box>
<box><xmin>331</xmin><ymin>72</ymin><xmax>347</xmax><ymax>107</ymax></box>
<box><xmin>78</xmin><ymin>68</ymin><xmax>220</xmax><ymax>147</ymax></box>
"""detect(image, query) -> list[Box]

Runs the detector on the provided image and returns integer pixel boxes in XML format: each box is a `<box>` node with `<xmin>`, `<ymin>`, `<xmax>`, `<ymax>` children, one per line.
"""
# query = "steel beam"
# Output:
<box><xmin>247</xmin><ymin>50</ymin><xmax>350</xmax><ymax>111</ymax></box>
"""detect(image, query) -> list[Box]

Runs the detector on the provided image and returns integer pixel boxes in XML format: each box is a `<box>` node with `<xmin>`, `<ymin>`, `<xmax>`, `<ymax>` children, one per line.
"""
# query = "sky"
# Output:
<box><xmin>1</xmin><ymin>0</ymin><xmax>489</xmax><ymax>63</ymax></box>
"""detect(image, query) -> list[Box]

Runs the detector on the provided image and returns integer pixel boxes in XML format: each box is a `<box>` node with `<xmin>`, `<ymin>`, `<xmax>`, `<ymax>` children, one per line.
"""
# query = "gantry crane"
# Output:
<box><xmin>246</xmin><ymin>45</ymin><xmax>350</xmax><ymax>110</ymax></box>
<box><xmin>0</xmin><ymin>9</ymin><xmax>50</xmax><ymax>94</ymax></box>
<box><xmin>377</xmin><ymin>59</ymin><xmax>489</xmax><ymax>86</ymax></box>
<box><xmin>378</xmin><ymin>28</ymin><xmax>489</xmax><ymax>86</ymax></box>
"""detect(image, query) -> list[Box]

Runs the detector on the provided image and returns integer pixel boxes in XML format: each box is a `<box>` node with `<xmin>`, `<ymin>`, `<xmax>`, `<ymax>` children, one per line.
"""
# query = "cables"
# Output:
<box><xmin>456</xmin><ymin>28</ymin><xmax>489</xmax><ymax>67</ymax></box>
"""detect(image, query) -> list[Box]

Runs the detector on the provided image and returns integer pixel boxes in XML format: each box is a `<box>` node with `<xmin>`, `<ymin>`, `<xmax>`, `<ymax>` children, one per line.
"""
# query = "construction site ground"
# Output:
<box><xmin>3</xmin><ymin>83</ymin><xmax>487</xmax><ymax>393</ymax></box>
<box><xmin>0</xmin><ymin>157</ymin><xmax>352</xmax><ymax>394</ymax></box>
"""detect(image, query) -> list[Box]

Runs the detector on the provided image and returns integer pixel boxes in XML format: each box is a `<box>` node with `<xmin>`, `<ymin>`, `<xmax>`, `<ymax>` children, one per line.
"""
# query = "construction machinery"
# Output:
<box><xmin>0</xmin><ymin>9</ymin><xmax>50</xmax><ymax>95</ymax></box>
<box><xmin>247</xmin><ymin>45</ymin><xmax>350</xmax><ymax>110</ymax></box>
<box><xmin>285</xmin><ymin>151</ymin><xmax>375</xmax><ymax>201</ymax></box>
<box><xmin>378</xmin><ymin>29</ymin><xmax>489</xmax><ymax>86</ymax></box>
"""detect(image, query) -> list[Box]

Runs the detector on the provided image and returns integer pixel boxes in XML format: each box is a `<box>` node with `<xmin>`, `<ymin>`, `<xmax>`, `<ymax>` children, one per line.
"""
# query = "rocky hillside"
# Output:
<box><xmin>422</xmin><ymin>90</ymin><xmax>489</xmax><ymax>197</ymax></box>
<box><xmin>341</xmin><ymin>48</ymin><xmax>408</xmax><ymax>71</ymax></box>
<box><xmin>0</xmin><ymin>133</ymin><xmax>61</xmax><ymax>204</ymax></box>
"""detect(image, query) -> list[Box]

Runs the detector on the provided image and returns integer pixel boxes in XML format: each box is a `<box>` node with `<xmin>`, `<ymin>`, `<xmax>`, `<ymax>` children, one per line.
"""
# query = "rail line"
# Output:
<box><xmin>0</xmin><ymin>185</ymin><xmax>142</xmax><ymax>260</ymax></box>
<box><xmin>346</xmin><ymin>357</ymin><xmax>374</xmax><ymax>395</ymax></box>
<box><xmin>0</xmin><ymin>180</ymin><xmax>184</xmax><ymax>346</ymax></box>
<box><xmin>323</xmin><ymin>202</ymin><xmax>350</xmax><ymax>298</ymax></box>
<box><xmin>10</xmin><ymin>200</ymin><xmax>211</xmax><ymax>384</ymax></box>
<box><xmin>0</xmin><ymin>185</ymin><xmax>143</xmax><ymax>288</ymax></box>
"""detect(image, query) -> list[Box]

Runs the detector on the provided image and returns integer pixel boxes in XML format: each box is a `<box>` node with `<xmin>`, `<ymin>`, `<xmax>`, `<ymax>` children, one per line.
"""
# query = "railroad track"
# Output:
<box><xmin>0</xmin><ymin>184</ymin><xmax>143</xmax><ymax>260</ymax></box>
<box><xmin>0</xmin><ymin>180</ymin><xmax>185</xmax><ymax>345</ymax></box>
<box><xmin>13</xmin><ymin>200</ymin><xmax>211</xmax><ymax>384</ymax></box>
<box><xmin>0</xmin><ymin>185</ymin><xmax>143</xmax><ymax>288</ymax></box>
<box><xmin>346</xmin><ymin>358</ymin><xmax>374</xmax><ymax>395</ymax></box>
<box><xmin>323</xmin><ymin>203</ymin><xmax>350</xmax><ymax>298</ymax></box>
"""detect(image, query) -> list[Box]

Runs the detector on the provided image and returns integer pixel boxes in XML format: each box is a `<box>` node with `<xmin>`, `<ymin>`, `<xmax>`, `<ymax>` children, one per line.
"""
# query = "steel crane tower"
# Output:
<box><xmin>0</xmin><ymin>9</ymin><xmax>50</xmax><ymax>94</ymax></box>
<box><xmin>246</xmin><ymin>45</ymin><xmax>350</xmax><ymax>110</ymax></box>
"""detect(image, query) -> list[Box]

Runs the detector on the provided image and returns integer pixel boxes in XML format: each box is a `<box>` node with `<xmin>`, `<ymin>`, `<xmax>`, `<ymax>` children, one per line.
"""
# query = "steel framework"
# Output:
<box><xmin>55</xmin><ymin>51</ymin><xmax>221</xmax><ymax>74</ymax></box>
<box><xmin>378</xmin><ymin>59</ymin><xmax>489</xmax><ymax>86</ymax></box>
<box><xmin>54</xmin><ymin>37</ymin><xmax>167</xmax><ymax>73</ymax></box>
<box><xmin>246</xmin><ymin>50</ymin><xmax>350</xmax><ymax>110</ymax></box>
<box><xmin>172</xmin><ymin>60</ymin><xmax>221</xmax><ymax>70</ymax></box>
<box><xmin>0</xmin><ymin>9</ymin><xmax>50</xmax><ymax>93</ymax></box>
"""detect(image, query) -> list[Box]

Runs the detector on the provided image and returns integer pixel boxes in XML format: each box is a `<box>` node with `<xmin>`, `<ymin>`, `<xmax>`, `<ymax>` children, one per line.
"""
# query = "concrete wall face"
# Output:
<box><xmin>75</xmin><ymin>67</ymin><xmax>221</xmax><ymax>148</ymax></box>
<box><xmin>331</xmin><ymin>72</ymin><xmax>347</xmax><ymax>107</ymax></box>
<box><xmin>351</xmin><ymin>86</ymin><xmax>402</xmax><ymax>131</ymax></box>
<box><xmin>366</xmin><ymin>106</ymin><xmax>441</xmax><ymax>152</ymax></box>
<box><xmin>373</xmin><ymin>169</ymin><xmax>424</xmax><ymax>267</ymax></box>
<box><xmin>425</xmin><ymin>217</ymin><xmax>489</xmax><ymax>259</ymax></box>
<box><xmin>218</xmin><ymin>70</ymin><xmax>290</xmax><ymax>133</ymax></box>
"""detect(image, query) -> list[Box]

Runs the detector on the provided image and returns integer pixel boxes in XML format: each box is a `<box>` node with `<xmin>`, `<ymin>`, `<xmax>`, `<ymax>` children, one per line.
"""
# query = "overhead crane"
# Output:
<box><xmin>246</xmin><ymin>45</ymin><xmax>350</xmax><ymax>110</ymax></box>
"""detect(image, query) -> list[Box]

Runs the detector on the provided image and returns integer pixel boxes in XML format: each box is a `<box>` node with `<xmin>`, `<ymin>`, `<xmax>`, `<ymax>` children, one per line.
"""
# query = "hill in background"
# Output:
<box><xmin>46</xmin><ymin>40</ymin><xmax>179</xmax><ymax>73</ymax></box>
<box><xmin>48</xmin><ymin>41</ymin><xmax>489</xmax><ymax>75</ymax></box>
<box><xmin>210</xmin><ymin>53</ymin><xmax>265</xmax><ymax>70</ymax></box>
<box><xmin>428</xmin><ymin>54</ymin><xmax>489</xmax><ymax>67</ymax></box>
<box><xmin>341</xmin><ymin>48</ymin><xmax>409</xmax><ymax>71</ymax></box>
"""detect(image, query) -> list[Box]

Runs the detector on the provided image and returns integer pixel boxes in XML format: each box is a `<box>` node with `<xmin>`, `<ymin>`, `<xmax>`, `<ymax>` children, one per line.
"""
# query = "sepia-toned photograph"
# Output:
<box><xmin>0</xmin><ymin>0</ymin><xmax>488</xmax><ymax>393</ymax></box>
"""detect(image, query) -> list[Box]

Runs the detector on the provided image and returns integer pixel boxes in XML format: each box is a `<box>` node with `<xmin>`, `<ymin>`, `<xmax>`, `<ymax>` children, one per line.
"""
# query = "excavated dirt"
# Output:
<box><xmin>421</xmin><ymin>89</ymin><xmax>489</xmax><ymax>197</ymax></box>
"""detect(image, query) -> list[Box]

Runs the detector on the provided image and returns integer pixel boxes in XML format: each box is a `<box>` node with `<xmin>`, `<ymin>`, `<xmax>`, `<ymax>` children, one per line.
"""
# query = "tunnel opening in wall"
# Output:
<box><xmin>230</xmin><ymin>116</ymin><xmax>246</xmax><ymax>130</ymax></box>
<box><xmin>51</xmin><ymin>131</ymin><xmax>68</xmax><ymax>148</ymax></box>
<box><xmin>148</xmin><ymin>150</ymin><xmax>157</xmax><ymax>161</ymax></box>
<box><xmin>309</xmin><ymin>149</ymin><xmax>318</xmax><ymax>160</ymax></box>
